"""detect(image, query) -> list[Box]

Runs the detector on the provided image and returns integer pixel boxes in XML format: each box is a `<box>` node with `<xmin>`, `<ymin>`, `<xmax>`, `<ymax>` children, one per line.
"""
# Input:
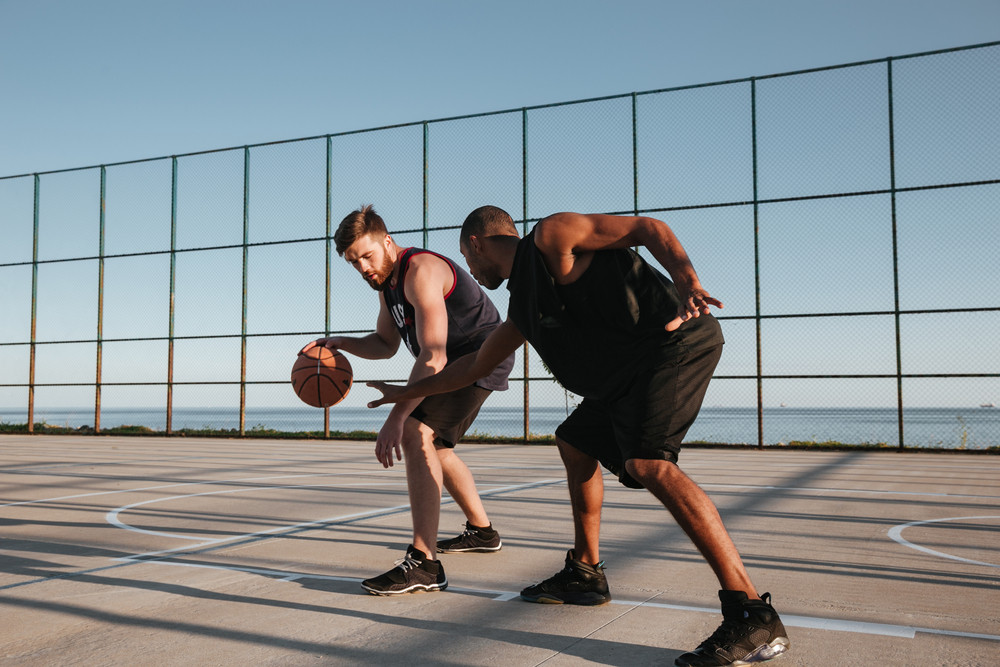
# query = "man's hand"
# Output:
<box><xmin>299</xmin><ymin>337</ymin><xmax>342</xmax><ymax>355</ymax></box>
<box><xmin>374</xmin><ymin>418</ymin><xmax>404</xmax><ymax>468</ymax></box>
<box><xmin>666</xmin><ymin>288</ymin><xmax>723</xmax><ymax>332</ymax></box>
<box><xmin>366</xmin><ymin>381</ymin><xmax>407</xmax><ymax>408</ymax></box>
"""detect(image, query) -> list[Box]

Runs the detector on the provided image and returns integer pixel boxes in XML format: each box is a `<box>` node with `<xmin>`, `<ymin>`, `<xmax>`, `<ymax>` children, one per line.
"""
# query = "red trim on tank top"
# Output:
<box><xmin>400</xmin><ymin>248</ymin><xmax>457</xmax><ymax>299</ymax></box>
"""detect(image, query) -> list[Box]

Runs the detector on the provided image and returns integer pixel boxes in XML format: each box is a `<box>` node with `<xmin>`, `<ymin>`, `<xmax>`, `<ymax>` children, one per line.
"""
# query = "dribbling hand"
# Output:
<box><xmin>299</xmin><ymin>337</ymin><xmax>340</xmax><ymax>355</ymax></box>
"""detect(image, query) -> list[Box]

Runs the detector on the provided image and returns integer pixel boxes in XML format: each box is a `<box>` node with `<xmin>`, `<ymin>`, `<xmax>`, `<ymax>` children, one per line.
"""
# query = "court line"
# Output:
<box><xmin>887</xmin><ymin>515</ymin><xmax>1000</xmax><ymax>569</ymax></box>
<box><xmin>111</xmin><ymin>557</ymin><xmax>1000</xmax><ymax>643</ymax></box>
<box><xmin>6</xmin><ymin>472</ymin><xmax>998</xmax><ymax>643</ymax></box>
<box><xmin>115</xmin><ymin>478</ymin><xmax>567</xmax><ymax>560</ymax></box>
<box><xmin>0</xmin><ymin>478</ymin><xmax>565</xmax><ymax>592</ymax></box>
<box><xmin>6</xmin><ymin>473</ymin><xmax>996</xmax><ymax>511</ymax></box>
<box><xmin>1</xmin><ymin>470</ymin><xmax>405</xmax><ymax>509</ymax></box>
<box><xmin>105</xmin><ymin>481</ymin><xmax>413</xmax><ymax>541</ymax></box>
<box><xmin>699</xmin><ymin>483</ymin><xmax>1000</xmax><ymax>501</ymax></box>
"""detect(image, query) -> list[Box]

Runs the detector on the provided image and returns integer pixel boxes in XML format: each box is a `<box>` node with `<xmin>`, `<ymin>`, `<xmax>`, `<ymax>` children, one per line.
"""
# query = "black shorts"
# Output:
<box><xmin>555</xmin><ymin>344</ymin><xmax>722</xmax><ymax>488</ymax></box>
<box><xmin>409</xmin><ymin>384</ymin><xmax>492</xmax><ymax>448</ymax></box>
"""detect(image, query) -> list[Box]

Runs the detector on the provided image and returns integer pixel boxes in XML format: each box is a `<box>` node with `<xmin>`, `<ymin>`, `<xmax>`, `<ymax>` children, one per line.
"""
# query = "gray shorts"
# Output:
<box><xmin>409</xmin><ymin>384</ymin><xmax>492</xmax><ymax>448</ymax></box>
<box><xmin>555</xmin><ymin>343</ymin><xmax>723</xmax><ymax>488</ymax></box>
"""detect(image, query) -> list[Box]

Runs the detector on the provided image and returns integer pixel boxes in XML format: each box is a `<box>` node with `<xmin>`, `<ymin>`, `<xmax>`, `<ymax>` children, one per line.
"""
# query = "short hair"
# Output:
<box><xmin>460</xmin><ymin>205</ymin><xmax>519</xmax><ymax>247</ymax></box>
<box><xmin>334</xmin><ymin>205</ymin><xmax>387</xmax><ymax>256</ymax></box>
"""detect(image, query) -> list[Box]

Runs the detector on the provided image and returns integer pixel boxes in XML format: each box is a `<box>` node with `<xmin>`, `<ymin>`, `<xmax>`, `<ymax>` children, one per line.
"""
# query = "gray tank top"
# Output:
<box><xmin>384</xmin><ymin>247</ymin><xmax>514</xmax><ymax>392</ymax></box>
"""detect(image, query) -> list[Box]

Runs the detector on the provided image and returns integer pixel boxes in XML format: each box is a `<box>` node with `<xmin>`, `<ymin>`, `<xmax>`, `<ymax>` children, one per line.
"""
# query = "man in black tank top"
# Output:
<box><xmin>301</xmin><ymin>205</ymin><xmax>514</xmax><ymax>597</ymax></box>
<box><xmin>367</xmin><ymin>207</ymin><xmax>789</xmax><ymax>666</ymax></box>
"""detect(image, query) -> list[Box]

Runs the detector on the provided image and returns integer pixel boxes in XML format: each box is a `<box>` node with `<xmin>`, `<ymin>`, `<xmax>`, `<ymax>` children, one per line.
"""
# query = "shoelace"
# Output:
<box><xmin>394</xmin><ymin>554</ymin><xmax>422</xmax><ymax>571</ymax></box>
<box><xmin>696</xmin><ymin>617</ymin><xmax>747</xmax><ymax>651</ymax></box>
<box><xmin>530</xmin><ymin>564</ymin><xmax>575</xmax><ymax>587</ymax></box>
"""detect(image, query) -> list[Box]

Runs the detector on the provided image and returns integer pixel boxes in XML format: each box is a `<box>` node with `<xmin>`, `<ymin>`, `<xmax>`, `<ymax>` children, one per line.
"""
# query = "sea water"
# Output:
<box><xmin>2</xmin><ymin>405</ymin><xmax>997</xmax><ymax>449</ymax></box>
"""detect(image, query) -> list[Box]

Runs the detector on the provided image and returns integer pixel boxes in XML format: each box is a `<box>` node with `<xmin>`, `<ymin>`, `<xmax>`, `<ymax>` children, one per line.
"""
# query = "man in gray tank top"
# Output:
<box><xmin>301</xmin><ymin>205</ymin><xmax>514</xmax><ymax>597</ymax></box>
<box><xmin>367</xmin><ymin>207</ymin><xmax>789</xmax><ymax>667</ymax></box>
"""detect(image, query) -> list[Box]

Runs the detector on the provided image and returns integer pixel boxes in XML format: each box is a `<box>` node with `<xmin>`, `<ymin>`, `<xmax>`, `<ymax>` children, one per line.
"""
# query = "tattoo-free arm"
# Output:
<box><xmin>534</xmin><ymin>212</ymin><xmax>723</xmax><ymax>330</ymax></box>
<box><xmin>367</xmin><ymin>319</ymin><xmax>524</xmax><ymax>407</ymax></box>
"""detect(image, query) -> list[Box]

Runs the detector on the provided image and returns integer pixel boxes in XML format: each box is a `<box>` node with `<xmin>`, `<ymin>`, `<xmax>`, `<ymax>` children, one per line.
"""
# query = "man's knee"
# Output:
<box><xmin>556</xmin><ymin>436</ymin><xmax>602</xmax><ymax>479</ymax></box>
<box><xmin>556</xmin><ymin>436</ymin><xmax>592</xmax><ymax>462</ymax></box>
<box><xmin>624</xmin><ymin>457</ymin><xmax>680</xmax><ymax>486</ymax></box>
<box><xmin>401</xmin><ymin>418</ymin><xmax>435</xmax><ymax>454</ymax></box>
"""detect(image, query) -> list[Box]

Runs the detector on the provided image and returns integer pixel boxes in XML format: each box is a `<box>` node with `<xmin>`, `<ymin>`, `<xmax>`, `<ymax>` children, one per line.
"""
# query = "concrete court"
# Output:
<box><xmin>1</xmin><ymin>434</ymin><xmax>998</xmax><ymax>666</ymax></box>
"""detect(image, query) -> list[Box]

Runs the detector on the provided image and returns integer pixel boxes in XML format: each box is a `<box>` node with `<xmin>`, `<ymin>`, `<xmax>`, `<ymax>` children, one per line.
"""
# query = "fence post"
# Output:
<box><xmin>95</xmin><ymin>166</ymin><xmax>106</xmax><ymax>432</ymax></box>
<box><xmin>751</xmin><ymin>77</ymin><xmax>764</xmax><ymax>449</ymax></box>
<box><xmin>28</xmin><ymin>174</ymin><xmax>40</xmax><ymax>433</ymax></box>
<box><xmin>887</xmin><ymin>58</ymin><xmax>906</xmax><ymax>450</ymax></box>
<box><xmin>423</xmin><ymin>123</ymin><xmax>430</xmax><ymax>249</ymax></box>
<box><xmin>167</xmin><ymin>157</ymin><xmax>177</xmax><ymax>434</ymax></box>
<box><xmin>324</xmin><ymin>136</ymin><xmax>333</xmax><ymax>439</ymax></box>
<box><xmin>632</xmin><ymin>92</ymin><xmax>639</xmax><ymax>215</ymax></box>
<box><xmin>240</xmin><ymin>147</ymin><xmax>250</xmax><ymax>436</ymax></box>
<box><xmin>521</xmin><ymin>108</ymin><xmax>530</xmax><ymax>441</ymax></box>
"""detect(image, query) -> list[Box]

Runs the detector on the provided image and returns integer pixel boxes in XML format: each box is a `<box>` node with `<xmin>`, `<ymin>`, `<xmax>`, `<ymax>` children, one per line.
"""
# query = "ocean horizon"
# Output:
<box><xmin>2</xmin><ymin>405</ymin><xmax>997</xmax><ymax>450</ymax></box>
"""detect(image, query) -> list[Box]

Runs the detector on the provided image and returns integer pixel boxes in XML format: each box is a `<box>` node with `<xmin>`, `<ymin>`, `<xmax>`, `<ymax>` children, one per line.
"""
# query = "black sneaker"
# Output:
<box><xmin>437</xmin><ymin>521</ymin><xmax>503</xmax><ymax>553</ymax></box>
<box><xmin>361</xmin><ymin>545</ymin><xmax>448</xmax><ymax>596</ymax></box>
<box><xmin>674</xmin><ymin>591</ymin><xmax>790</xmax><ymax>666</ymax></box>
<box><xmin>520</xmin><ymin>549</ymin><xmax>611</xmax><ymax>605</ymax></box>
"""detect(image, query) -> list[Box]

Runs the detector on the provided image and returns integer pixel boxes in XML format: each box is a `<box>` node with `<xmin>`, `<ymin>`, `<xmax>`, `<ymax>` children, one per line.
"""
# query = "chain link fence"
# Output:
<box><xmin>1</xmin><ymin>42</ymin><xmax>998</xmax><ymax>448</ymax></box>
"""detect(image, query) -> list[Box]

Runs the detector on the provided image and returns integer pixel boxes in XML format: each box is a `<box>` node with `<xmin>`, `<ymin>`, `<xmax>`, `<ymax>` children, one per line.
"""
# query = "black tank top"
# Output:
<box><xmin>506</xmin><ymin>230</ymin><xmax>723</xmax><ymax>400</ymax></box>
<box><xmin>384</xmin><ymin>247</ymin><xmax>514</xmax><ymax>392</ymax></box>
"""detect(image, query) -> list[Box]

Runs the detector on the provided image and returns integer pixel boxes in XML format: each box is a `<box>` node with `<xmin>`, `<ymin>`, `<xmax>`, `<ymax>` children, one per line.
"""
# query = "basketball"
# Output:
<box><xmin>291</xmin><ymin>346</ymin><xmax>353</xmax><ymax>408</ymax></box>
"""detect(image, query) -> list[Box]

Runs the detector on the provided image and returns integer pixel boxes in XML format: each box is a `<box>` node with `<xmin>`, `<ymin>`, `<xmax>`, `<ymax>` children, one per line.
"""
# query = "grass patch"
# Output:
<box><xmin>0</xmin><ymin>422</ymin><xmax>995</xmax><ymax>452</ymax></box>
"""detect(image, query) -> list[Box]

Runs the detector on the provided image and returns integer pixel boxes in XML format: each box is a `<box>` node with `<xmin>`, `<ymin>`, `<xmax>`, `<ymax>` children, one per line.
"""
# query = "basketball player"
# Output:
<box><xmin>301</xmin><ymin>205</ymin><xmax>515</xmax><ymax>596</ymax></box>
<box><xmin>366</xmin><ymin>207</ymin><xmax>789</xmax><ymax>666</ymax></box>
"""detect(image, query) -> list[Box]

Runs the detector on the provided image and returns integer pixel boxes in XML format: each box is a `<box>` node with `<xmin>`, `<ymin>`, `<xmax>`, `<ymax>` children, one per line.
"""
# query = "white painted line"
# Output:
<box><xmin>887</xmin><ymin>515</ymin><xmax>1000</xmax><ymax>569</ymax></box>
<box><xmin>112</xmin><ymin>478</ymin><xmax>565</xmax><ymax>560</ymax></box>
<box><xmin>115</xmin><ymin>497</ymin><xmax>417</xmax><ymax>560</ymax></box>
<box><xmin>7</xmin><ymin>473</ymin><xmax>993</xmax><ymax>511</ymax></box>
<box><xmin>105</xmin><ymin>481</ymin><xmax>411</xmax><ymax>542</ymax></box>
<box><xmin>1</xmin><ymin>471</ymin><xmax>386</xmax><ymax>508</ymax></box>
<box><xmin>127</xmin><ymin>558</ymin><xmax>1000</xmax><ymax>643</ymax></box>
<box><xmin>3</xmin><ymin>478</ymin><xmax>562</xmax><ymax>590</ymax></box>
<box><xmin>700</xmin><ymin>483</ymin><xmax>999</xmax><ymax>501</ymax></box>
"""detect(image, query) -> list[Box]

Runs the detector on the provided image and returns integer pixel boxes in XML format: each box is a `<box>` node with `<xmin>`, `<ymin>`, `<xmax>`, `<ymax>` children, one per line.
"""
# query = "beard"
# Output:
<box><xmin>364</xmin><ymin>253</ymin><xmax>396</xmax><ymax>291</ymax></box>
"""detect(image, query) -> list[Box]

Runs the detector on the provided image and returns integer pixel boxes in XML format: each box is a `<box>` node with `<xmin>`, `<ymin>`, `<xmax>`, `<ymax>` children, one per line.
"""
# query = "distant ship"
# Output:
<box><xmin>980</xmin><ymin>402</ymin><xmax>996</xmax><ymax>408</ymax></box>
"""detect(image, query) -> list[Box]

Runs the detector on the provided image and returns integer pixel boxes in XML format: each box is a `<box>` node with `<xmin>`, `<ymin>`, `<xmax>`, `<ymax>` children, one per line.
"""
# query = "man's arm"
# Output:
<box><xmin>374</xmin><ymin>254</ymin><xmax>452</xmax><ymax>467</ymax></box>
<box><xmin>299</xmin><ymin>299</ymin><xmax>401</xmax><ymax>359</ymax></box>
<box><xmin>368</xmin><ymin>319</ymin><xmax>525</xmax><ymax>408</ymax></box>
<box><xmin>534</xmin><ymin>212</ymin><xmax>722</xmax><ymax>330</ymax></box>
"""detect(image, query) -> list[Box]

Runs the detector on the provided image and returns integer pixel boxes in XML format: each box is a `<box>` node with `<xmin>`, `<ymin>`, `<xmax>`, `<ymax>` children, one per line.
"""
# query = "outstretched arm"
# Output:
<box><xmin>534</xmin><ymin>212</ymin><xmax>723</xmax><ymax>330</ymax></box>
<box><xmin>367</xmin><ymin>319</ymin><xmax>525</xmax><ymax>407</ymax></box>
<box><xmin>299</xmin><ymin>298</ymin><xmax>401</xmax><ymax>358</ymax></box>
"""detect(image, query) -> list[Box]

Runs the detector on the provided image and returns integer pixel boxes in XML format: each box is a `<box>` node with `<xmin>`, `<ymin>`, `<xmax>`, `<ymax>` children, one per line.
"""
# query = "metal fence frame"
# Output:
<box><xmin>2</xmin><ymin>40</ymin><xmax>999</xmax><ymax>447</ymax></box>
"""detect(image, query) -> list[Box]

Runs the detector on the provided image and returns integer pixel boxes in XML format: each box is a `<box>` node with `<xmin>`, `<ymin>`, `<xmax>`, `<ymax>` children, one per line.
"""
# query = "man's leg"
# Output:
<box><xmin>401</xmin><ymin>417</ymin><xmax>444</xmax><ymax>559</ymax></box>
<box><xmin>360</xmin><ymin>416</ymin><xmax>448</xmax><ymax>596</ymax></box>
<box><xmin>518</xmin><ymin>435</ymin><xmax>612</xmax><ymax>605</ymax></box>
<box><xmin>556</xmin><ymin>436</ymin><xmax>604</xmax><ymax>565</ymax></box>
<box><xmin>436</xmin><ymin>445</ymin><xmax>490</xmax><ymax>528</ymax></box>
<box><xmin>625</xmin><ymin>457</ymin><xmax>756</xmax><ymax>598</ymax></box>
<box><xmin>629</xmin><ymin>459</ymin><xmax>790</xmax><ymax>666</ymax></box>
<box><xmin>518</xmin><ymin>401</ymin><xmax>614</xmax><ymax>605</ymax></box>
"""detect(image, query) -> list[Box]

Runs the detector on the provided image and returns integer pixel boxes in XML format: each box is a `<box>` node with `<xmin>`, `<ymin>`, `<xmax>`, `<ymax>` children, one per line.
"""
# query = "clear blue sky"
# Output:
<box><xmin>2</xmin><ymin>1</ymin><xmax>999</xmax><ymax>422</ymax></box>
<box><xmin>2</xmin><ymin>0</ymin><xmax>999</xmax><ymax>176</ymax></box>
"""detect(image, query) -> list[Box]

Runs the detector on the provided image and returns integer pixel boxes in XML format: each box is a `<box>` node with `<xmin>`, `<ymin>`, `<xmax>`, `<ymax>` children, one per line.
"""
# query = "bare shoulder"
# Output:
<box><xmin>536</xmin><ymin>212</ymin><xmax>647</xmax><ymax>255</ymax></box>
<box><xmin>532</xmin><ymin>212</ymin><xmax>591</xmax><ymax>252</ymax></box>
<box><xmin>403</xmin><ymin>251</ymin><xmax>454</xmax><ymax>299</ymax></box>
<box><xmin>531</xmin><ymin>213</ymin><xmax>599</xmax><ymax>284</ymax></box>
